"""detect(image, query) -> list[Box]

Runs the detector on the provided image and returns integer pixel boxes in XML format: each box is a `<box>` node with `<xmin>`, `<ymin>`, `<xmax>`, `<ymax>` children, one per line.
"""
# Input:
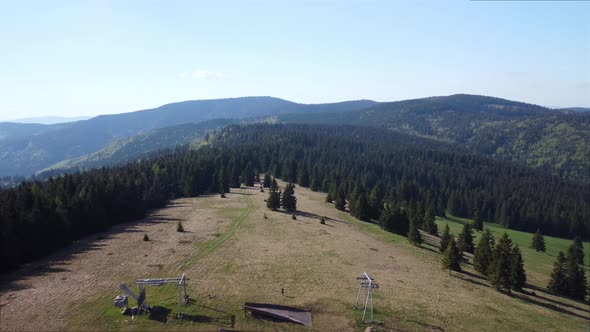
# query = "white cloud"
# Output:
<box><xmin>178</xmin><ymin>68</ymin><xmax>223</xmax><ymax>80</ymax></box>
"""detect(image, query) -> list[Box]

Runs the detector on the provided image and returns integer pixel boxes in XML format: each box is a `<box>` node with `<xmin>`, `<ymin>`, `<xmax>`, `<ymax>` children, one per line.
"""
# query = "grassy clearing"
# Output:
<box><xmin>435</xmin><ymin>213</ymin><xmax>590</xmax><ymax>286</ymax></box>
<box><xmin>181</xmin><ymin>196</ymin><xmax>253</xmax><ymax>269</ymax></box>
<box><xmin>5</xmin><ymin>186</ymin><xmax>589</xmax><ymax>331</ymax></box>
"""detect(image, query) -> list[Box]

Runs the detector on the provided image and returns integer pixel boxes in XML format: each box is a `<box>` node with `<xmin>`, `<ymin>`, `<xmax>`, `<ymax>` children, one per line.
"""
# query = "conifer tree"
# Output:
<box><xmin>473</xmin><ymin>208</ymin><xmax>483</xmax><ymax>232</ymax></box>
<box><xmin>566</xmin><ymin>246</ymin><xmax>588</xmax><ymax>300</ymax></box>
<box><xmin>457</xmin><ymin>223</ymin><xmax>475</xmax><ymax>254</ymax></box>
<box><xmin>442</xmin><ymin>236</ymin><xmax>462</xmax><ymax>275</ymax></box>
<box><xmin>548</xmin><ymin>251</ymin><xmax>569</xmax><ymax>295</ymax></box>
<box><xmin>267</xmin><ymin>178</ymin><xmax>281</xmax><ymax>211</ymax></box>
<box><xmin>510</xmin><ymin>245</ymin><xmax>526</xmax><ymax>291</ymax></box>
<box><xmin>378</xmin><ymin>203</ymin><xmax>410</xmax><ymax>236</ymax></box>
<box><xmin>489</xmin><ymin>232</ymin><xmax>513</xmax><ymax>293</ymax></box>
<box><xmin>334</xmin><ymin>186</ymin><xmax>346</xmax><ymax>211</ymax></box>
<box><xmin>350</xmin><ymin>190</ymin><xmax>369</xmax><ymax>221</ymax></box>
<box><xmin>422</xmin><ymin>209</ymin><xmax>438</xmax><ymax>236</ymax></box>
<box><xmin>408</xmin><ymin>219</ymin><xmax>422</xmax><ymax>246</ymax></box>
<box><xmin>439</xmin><ymin>224</ymin><xmax>452</xmax><ymax>253</ymax></box>
<box><xmin>263</xmin><ymin>174</ymin><xmax>271</xmax><ymax>188</ymax></box>
<box><xmin>570</xmin><ymin>236</ymin><xmax>585</xmax><ymax>266</ymax></box>
<box><xmin>474</xmin><ymin>228</ymin><xmax>495</xmax><ymax>275</ymax></box>
<box><xmin>281</xmin><ymin>182</ymin><xmax>297</xmax><ymax>211</ymax></box>
<box><xmin>531</xmin><ymin>229</ymin><xmax>546</xmax><ymax>252</ymax></box>
<box><xmin>240</xmin><ymin>163</ymin><xmax>255</xmax><ymax>187</ymax></box>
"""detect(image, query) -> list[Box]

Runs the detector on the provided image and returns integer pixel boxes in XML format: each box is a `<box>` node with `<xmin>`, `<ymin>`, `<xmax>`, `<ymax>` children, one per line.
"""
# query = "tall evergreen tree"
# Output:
<box><xmin>422</xmin><ymin>208</ymin><xmax>438</xmax><ymax>236</ymax></box>
<box><xmin>266</xmin><ymin>178</ymin><xmax>281</xmax><ymax>211</ymax></box>
<box><xmin>281</xmin><ymin>182</ymin><xmax>297</xmax><ymax>211</ymax></box>
<box><xmin>473</xmin><ymin>208</ymin><xmax>483</xmax><ymax>232</ymax></box>
<box><xmin>442</xmin><ymin>236</ymin><xmax>462</xmax><ymax>275</ymax></box>
<box><xmin>334</xmin><ymin>186</ymin><xmax>346</xmax><ymax>211</ymax></box>
<box><xmin>378</xmin><ymin>203</ymin><xmax>410</xmax><ymax>236</ymax></box>
<box><xmin>531</xmin><ymin>228</ymin><xmax>546</xmax><ymax>252</ymax></box>
<box><xmin>548</xmin><ymin>251</ymin><xmax>569</xmax><ymax>295</ymax></box>
<box><xmin>350</xmin><ymin>190</ymin><xmax>370</xmax><ymax>221</ymax></box>
<box><xmin>569</xmin><ymin>236</ymin><xmax>585</xmax><ymax>266</ymax></box>
<box><xmin>510</xmin><ymin>245</ymin><xmax>526</xmax><ymax>291</ymax></box>
<box><xmin>489</xmin><ymin>232</ymin><xmax>513</xmax><ymax>293</ymax></box>
<box><xmin>439</xmin><ymin>224</ymin><xmax>452</xmax><ymax>253</ymax></box>
<box><xmin>408</xmin><ymin>219</ymin><xmax>422</xmax><ymax>246</ymax></box>
<box><xmin>263</xmin><ymin>174</ymin><xmax>272</xmax><ymax>188</ymax></box>
<box><xmin>566</xmin><ymin>247</ymin><xmax>588</xmax><ymax>300</ymax></box>
<box><xmin>457</xmin><ymin>223</ymin><xmax>475</xmax><ymax>254</ymax></box>
<box><xmin>474</xmin><ymin>228</ymin><xmax>495</xmax><ymax>275</ymax></box>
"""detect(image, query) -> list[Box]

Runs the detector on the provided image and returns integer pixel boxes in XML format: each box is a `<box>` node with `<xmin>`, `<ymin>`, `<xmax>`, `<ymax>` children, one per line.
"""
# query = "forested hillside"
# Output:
<box><xmin>279</xmin><ymin>94</ymin><xmax>590</xmax><ymax>181</ymax></box>
<box><xmin>1</xmin><ymin>124</ymin><xmax>587</xmax><ymax>273</ymax></box>
<box><xmin>39</xmin><ymin>119</ymin><xmax>235</xmax><ymax>174</ymax></box>
<box><xmin>0</xmin><ymin>97</ymin><xmax>377</xmax><ymax>176</ymax></box>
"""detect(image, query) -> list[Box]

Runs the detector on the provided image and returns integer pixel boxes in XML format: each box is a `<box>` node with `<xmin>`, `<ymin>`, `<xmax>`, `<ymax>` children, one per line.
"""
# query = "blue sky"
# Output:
<box><xmin>0</xmin><ymin>0</ymin><xmax>589</xmax><ymax>121</ymax></box>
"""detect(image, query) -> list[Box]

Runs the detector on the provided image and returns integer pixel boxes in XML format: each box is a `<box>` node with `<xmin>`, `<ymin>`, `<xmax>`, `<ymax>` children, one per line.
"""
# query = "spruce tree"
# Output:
<box><xmin>281</xmin><ymin>182</ymin><xmax>297</xmax><ymax>211</ymax></box>
<box><xmin>570</xmin><ymin>236</ymin><xmax>585</xmax><ymax>266</ymax></box>
<box><xmin>263</xmin><ymin>174</ymin><xmax>272</xmax><ymax>188</ymax></box>
<box><xmin>266</xmin><ymin>179</ymin><xmax>281</xmax><ymax>211</ymax></box>
<box><xmin>548</xmin><ymin>251</ymin><xmax>569</xmax><ymax>295</ymax></box>
<box><xmin>510</xmin><ymin>245</ymin><xmax>527</xmax><ymax>291</ymax></box>
<box><xmin>439</xmin><ymin>224</ymin><xmax>452</xmax><ymax>253</ymax></box>
<box><xmin>442</xmin><ymin>236</ymin><xmax>462</xmax><ymax>275</ymax></box>
<box><xmin>474</xmin><ymin>228</ymin><xmax>495</xmax><ymax>275</ymax></box>
<box><xmin>408</xmin><ymin>219</ymin><xmax>422</xmax><ymax>246</ymax></box>
<box><xmin>351</xmin><ymin>190</ymin><xmax>369</xmax><ymax>221</ymax></box>
<box><xmin>566</xmin><ymin>247</ymin><xmax>588</xmax><ymax>300</ymax></box>
<box><xmin>378</xmin><ymin>203</ymin><xmax>410</xmax><ymax>236</ymax></box>
<box><xmin>334</xmin><ymin>187</ymin><xmax>346</xmax><ymax>211</ymax></box>
<box><xmin>473</xmin><ymin>208</ymin><xmax>483</xmax><ymax>232</ymax></box>
<box><xmin>489</xmin><ymin>232</ymin><xmax>513</xmax><ymax>293</ymax></box>
<box><xmin>531</xmin><ymin>229</ymin><xmax>546</xmax><ymax>252</ymax></box>
<box><xmin>457</xmin><ymin>223</ymin><xmax>475</xmax><ymax>254</ymax></box>
<box><xmin>422</xmin><ymin>209</ymin><xmax>438</xmax><ymax>236</ymax></box>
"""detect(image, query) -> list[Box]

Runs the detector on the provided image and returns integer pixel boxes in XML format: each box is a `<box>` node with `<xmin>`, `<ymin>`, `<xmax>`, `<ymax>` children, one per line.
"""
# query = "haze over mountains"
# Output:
<box><xmin>0</xmin><ymin>94</ymin><xmax>588</xmax><ymax>182</ymax></box>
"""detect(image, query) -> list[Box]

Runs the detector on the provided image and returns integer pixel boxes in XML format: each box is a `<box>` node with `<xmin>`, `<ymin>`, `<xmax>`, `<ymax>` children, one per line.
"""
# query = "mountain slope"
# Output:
<box><xmin>40</xmin><ymin>119</ymin><xmax>234</xmax><ymax>173</ymax></box>
<box><xmin>0</xmin><ymin>97</ymin><xmax>378</xmax><ymax>176</ymax></box>
<box><xmin>278</xmin><ymin>94</ymin><xmax>590</xmax><ymax>181</ymax></box>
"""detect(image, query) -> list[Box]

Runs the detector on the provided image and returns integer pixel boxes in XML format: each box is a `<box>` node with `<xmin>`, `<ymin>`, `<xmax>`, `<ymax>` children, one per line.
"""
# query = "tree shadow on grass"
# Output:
<box><xmin>0</xmin><ymin>208</ymin><xmax>183</xmax><ymax>293</ymax></box>
<box><xmin>512</xmin><ymin>292</ymin><xmax>590</xmax><ymax>321</ymax></box>
<box><xmin>418</xmin><ymin>243</ymin><xmax>441</xmax><ymax>255</ymax></box>
<box><xmin>276</xmin><ymin>209</ymin><xmax>349</xmax><ymax>224</ymax></box>
<box><xmin>453</xmin><ymin>270</ymin><xmax>490</xmax><ymax>288</ymax></box>
<box><xmin>523</xmin><ymin>284</ymin><xmax>590</xmax><ymax>313</ymax></box>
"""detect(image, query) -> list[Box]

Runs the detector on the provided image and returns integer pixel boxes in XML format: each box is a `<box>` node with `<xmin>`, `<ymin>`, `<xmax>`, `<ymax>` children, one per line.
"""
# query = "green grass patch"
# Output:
<box><xmin>436</xmin><ymin>213</ymin><xmax>590</xmax><ymax>282</ymax></box>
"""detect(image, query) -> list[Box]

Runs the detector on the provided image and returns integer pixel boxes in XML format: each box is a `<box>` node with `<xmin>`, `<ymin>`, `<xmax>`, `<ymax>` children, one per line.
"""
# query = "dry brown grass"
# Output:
<box><xmin>1</xmin><ymin>181</ymin><xmax>588</xmax><ymax>331</ymax></box>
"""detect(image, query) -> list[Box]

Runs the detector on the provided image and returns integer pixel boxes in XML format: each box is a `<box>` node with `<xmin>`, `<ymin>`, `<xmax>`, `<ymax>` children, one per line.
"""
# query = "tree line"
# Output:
<box><xmin>1</xmin><ymin>124</ymin><xmax>588</xmax><ymax>273</ymax></box>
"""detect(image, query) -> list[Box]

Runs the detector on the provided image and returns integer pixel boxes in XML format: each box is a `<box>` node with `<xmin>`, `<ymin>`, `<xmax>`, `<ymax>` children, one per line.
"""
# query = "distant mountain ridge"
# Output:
<box><xmin>278</xmin><ymin>94</ymin><xmax>590</xmax><ymax>181</ymax></box>
<box><xmin>0</xmin><ymin>97</ymin><xmax>378</xmax><ymax>176</ymax></box>
<box><xmin>7</xmin><ymin>115</ymin><xmax>92</xmax><ymax>125</ymax></box>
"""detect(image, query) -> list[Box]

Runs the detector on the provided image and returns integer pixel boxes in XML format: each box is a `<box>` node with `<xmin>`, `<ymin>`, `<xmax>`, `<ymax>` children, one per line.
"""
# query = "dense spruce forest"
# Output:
<box><xmin>1</xmin><ymin>124</ymin><xmax>588</xmax><ymax>273</ymax></box>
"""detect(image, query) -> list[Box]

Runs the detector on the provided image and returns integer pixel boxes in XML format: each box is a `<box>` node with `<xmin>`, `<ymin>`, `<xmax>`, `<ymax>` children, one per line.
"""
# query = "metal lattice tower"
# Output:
<box><xmin>354</xmin><ymin>272</ymin><xmax>379</xmax><ymax>323</ymax></box>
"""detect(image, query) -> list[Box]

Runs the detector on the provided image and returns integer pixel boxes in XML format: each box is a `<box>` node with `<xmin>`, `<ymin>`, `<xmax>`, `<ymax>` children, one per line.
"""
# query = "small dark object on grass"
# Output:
<box><xmin>176</xmin><ymin>221</ymin><xmax>184</xmax><ymax>232</ymax></box>
<box><xmin>292</xmin><ymin>214</ymin><xmax>297</xmax><ymax>220</ymax></box>
<box><xmin>143</xmin><ymin>234</ymin><xmax>150</xmax><ymax>241</ymax></box>
<box><xmin>320</xmin><ymin>217</ymin><xmax>326</xmax><ymax>224</ymax></box>
<box><xmin>220</xmin><ymin>193</ymin><xmax>226</xmax><ymax>198</ymax></box>
<box><xmin>264</xmin><ymin>213</ymin><xmax>268</xmax><ymax>219</ymax></box>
